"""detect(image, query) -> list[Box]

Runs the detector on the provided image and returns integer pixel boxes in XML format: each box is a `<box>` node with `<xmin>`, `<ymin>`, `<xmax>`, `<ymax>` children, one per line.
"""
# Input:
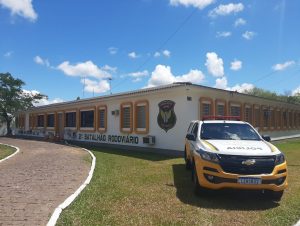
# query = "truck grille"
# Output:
<box><xmin>218</xmin><ymin>154</ymin><xmax>276</xmax><ymax>175</ymax></box>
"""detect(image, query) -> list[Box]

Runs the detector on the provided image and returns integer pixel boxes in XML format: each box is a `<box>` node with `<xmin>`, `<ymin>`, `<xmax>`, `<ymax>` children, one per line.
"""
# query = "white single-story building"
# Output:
<box><xmin>15</xmin><ymin>83</ymin><xmax>300</xmax><ymax>153</ymax></box>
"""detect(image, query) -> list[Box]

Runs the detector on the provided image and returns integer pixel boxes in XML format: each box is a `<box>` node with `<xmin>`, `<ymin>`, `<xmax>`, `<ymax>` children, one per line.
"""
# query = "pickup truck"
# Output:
<box><xmin>184</xmin><ymin>119</ymin><xmax>287</xmax><ymax>201</ymax></box>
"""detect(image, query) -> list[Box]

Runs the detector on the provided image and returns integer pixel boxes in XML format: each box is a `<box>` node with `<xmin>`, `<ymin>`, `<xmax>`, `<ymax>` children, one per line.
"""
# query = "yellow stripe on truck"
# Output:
<box><xmin>264</xmin><ymin>141</ymin><xmax>277</xmax><ymax>152</ymax></box>
<box><xmin>202</xmin><ymin>140</ymin><xmax>219</xmax><ymax>151</ymax></box>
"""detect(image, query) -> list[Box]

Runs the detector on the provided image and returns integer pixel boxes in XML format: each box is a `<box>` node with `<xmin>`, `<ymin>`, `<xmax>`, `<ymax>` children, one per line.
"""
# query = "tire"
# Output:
<box><xmin>191</xmin><ymin>161</ymin><xmax>205</xmax><ymax>195</ymax></box>
<box><xmin>265</xmin><ymin>190</ymin><xmax>284</xmax><ymax>202</ymax></box>
<box><xmin>271</xmin><ymin>191</ymin><xmax>284</xmax><ymax>201</ymax></box>
<box><xmin>184</xmin><ymin>148</ymin><xmax>192</xmax><ymax>170</ymax></box>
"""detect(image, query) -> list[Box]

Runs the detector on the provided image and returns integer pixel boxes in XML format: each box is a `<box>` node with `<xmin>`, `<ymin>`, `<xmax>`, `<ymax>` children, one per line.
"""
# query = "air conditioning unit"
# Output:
<box><xmin>143</xmin><ymin>136</ymin><xmax>155</xmax><ymax>145</ymax></box>
<box><xmin>111</xmin><ymin>110</ymin><xmax>120</xmax><ymax>116</ymax></box>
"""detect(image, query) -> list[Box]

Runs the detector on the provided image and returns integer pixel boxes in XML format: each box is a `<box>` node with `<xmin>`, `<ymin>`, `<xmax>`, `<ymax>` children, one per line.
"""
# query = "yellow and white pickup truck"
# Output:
<box><xmin>184</xmin><ymin>119</ymin><xmax>287</xmax><ymax>201</ymax></box>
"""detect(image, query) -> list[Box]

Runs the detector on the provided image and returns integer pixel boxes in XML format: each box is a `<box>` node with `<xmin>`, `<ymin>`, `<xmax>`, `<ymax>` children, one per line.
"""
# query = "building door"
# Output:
<box><xmin>57</xmin><ymin>113</ymin><xmax>64</xmax><ymax>139</ymax></box>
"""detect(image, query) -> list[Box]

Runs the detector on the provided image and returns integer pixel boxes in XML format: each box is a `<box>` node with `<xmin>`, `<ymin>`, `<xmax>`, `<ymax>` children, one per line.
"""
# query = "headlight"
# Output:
<box><xmin>275</xmin><ymin>153</ymin><xmax>285</xmax><ymax>165</ymax></box>
<box><xmin>196</xmin><ymin>149</ymin><xmax>219</xmax><ymax>163</ymax></box>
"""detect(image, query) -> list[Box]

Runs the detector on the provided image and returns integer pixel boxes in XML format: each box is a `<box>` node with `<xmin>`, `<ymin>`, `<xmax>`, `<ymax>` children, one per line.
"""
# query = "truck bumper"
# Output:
<box><xmin>194</xmin><ymin>155</ymin><xmax>288</xmax><ymax>192</ymax></box>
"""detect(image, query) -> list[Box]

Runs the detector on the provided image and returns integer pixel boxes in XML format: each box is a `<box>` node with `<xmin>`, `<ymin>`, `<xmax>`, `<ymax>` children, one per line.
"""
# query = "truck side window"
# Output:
<box><xmin>192</xmin><ymin>123</ymin><xmax>199</xmax><ymax>138</ymax></box>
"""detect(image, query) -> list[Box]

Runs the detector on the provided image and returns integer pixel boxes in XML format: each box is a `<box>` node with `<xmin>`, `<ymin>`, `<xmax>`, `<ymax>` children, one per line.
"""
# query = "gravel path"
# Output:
<box><xmin>0</xmin><ymin>138</ymin><xmax>90</xmax><ymax>226</ymax></box>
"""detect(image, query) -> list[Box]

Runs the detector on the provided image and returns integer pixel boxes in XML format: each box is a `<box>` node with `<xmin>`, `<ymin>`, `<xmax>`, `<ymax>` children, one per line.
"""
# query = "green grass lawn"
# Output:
<box><xmin>57</xmin><ymin>139</ymin><xmax>300</xmax><ymax>226</ymax></box>
<box><xmin>0</xmin><ymin>144</ymin><xmax>15</xmax><ymax>160</ymax></box>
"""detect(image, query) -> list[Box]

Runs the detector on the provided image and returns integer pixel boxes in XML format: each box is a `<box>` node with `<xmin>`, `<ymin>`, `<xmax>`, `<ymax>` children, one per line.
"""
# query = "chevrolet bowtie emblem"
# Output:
<box><xmin>242</xmin><ymin>159</ymin><xmax>256</xmax><ymax>166</ymax></box>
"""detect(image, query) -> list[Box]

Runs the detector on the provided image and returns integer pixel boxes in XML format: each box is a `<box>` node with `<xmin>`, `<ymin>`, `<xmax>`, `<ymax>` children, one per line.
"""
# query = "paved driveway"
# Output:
<box><xmin>0</xmin><ymin>138</ymin><xmax>91</xmax><ymax>226</ymax></box>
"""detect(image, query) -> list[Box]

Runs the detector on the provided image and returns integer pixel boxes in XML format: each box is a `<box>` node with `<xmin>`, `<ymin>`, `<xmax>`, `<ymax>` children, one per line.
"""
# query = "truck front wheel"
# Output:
<box><xmin>184</xmin><ymin>148</ymin><xmax>192</xmax><ymax>170</ymax></box>
<box><xmin>191</xmin><ymin>161</ymin><xmax>206</xmax><ymax>195</ymax></box>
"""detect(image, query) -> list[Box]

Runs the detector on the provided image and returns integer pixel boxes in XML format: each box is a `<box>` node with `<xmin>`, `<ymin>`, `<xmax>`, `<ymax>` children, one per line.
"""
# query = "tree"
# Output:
<box><xmin>244</xmin><ymin>87</ymin><xmax>300</xmax><ymax>105</ymax></box>
<box><xmin>0</xmin><ymin>73</ymin><xmax>47</xmax><ymax>136</ymax></box>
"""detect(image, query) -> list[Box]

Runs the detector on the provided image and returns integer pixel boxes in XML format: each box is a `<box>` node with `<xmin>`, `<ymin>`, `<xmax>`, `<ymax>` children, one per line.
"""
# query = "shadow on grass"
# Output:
<box><xmin>172</xmin><ymin>164</ymin><xmax>279</xmax><ymax>210</ymax></box>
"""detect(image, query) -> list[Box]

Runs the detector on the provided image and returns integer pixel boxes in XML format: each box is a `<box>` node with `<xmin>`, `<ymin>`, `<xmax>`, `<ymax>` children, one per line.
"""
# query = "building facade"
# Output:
<box><xmin>15</xmin><ymin>83</ymin><xmax>300</xmax><ymax>152</ymax></box>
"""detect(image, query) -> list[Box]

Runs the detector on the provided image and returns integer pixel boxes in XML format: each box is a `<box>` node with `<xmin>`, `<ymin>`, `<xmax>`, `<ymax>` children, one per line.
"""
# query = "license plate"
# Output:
<box><xmin>238</xmin><ymin>177</ymin><xmax>262</xmax><ymax>185</ymax></box>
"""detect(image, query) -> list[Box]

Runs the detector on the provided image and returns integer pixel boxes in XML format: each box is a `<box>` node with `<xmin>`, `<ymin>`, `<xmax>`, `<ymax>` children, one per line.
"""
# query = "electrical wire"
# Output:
<box><xmin>112</xmin><ymin>7</ymin><xmax>198</xmax><ymax>91</ymax></box>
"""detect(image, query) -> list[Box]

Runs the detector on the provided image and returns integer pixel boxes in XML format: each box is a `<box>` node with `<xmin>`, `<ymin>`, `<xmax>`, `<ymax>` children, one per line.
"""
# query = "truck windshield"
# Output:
<box><xmin>200</xmin><ymin>123</ymin><xmax>261</xmax><ymax>141</ymax></box>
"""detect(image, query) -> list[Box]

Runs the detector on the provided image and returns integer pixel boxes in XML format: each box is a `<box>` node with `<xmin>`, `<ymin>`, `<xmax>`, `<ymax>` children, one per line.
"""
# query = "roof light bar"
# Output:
<box><xmin>202</xmin><ymin>116</ymin><xmax>241</xmax><ymax>121</ymax></box>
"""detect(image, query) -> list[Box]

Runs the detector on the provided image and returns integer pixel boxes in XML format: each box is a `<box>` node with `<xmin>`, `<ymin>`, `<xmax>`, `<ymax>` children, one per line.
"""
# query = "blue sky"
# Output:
<box><xmin>0</xmin><ymin>0</ymin><xmax>299</xmax><ymax>105</ymax></box>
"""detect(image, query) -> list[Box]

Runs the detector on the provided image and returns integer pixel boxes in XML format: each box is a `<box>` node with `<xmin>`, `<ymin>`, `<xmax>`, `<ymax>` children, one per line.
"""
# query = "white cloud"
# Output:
<box><xmin>34</xmin><ymin>55</ymin><xmax>50</xmax><ymax>67</ymax></box>
<box><xmin>81</xmin><ymin>78</ymin><xmax>110</xmax><ymax>94</ymax></box>
<box><xmin>4</xmin><ymin>51</ymin><xmax>13</xmax><ymax>57</ymax></box>
<box><xmin>234</xmin><ymin>18</ymin><xmax>246</xmax><ymax>27</ymax></box>
<box><xmin>216</xmin><ymin>31</ymin><xmax>231</xmax><ymax>38</ymax></box>
<box><xmin>230</xmin><ymin>59</ymin><xmax>242</xmax><ymax>71</ymax></box>
<box><xmin>228</xmin><ymin>83</ymin><xmax>254</xmax><ymax>92</ymax></box>
<box><xmin>102</xmin><ymin>65</ymin><xmax>117</xmax><ymax>73</ymax></box>
<box><xmin>127</xmin><ymin>70</ymin><xmax>149</xmax><ymax>82</ymax></box>
<box><xmin>242</xmin><ymin>31</ymin><xmax>256</xmax><ymax>40</ymax></box>
<box><xmin>35</xmin><ymin>98</ymin><xmax>64</xmax><ymax>106</ymax></box>
<box><xmin>146</xmin><ymin>64</ymin><xmax>205</xmax><ymax>88</ymax></box>
<box><xmin>272</xmin><ymin>60</ymin><xmax>295</xmax><ymax>71</ymax></box>
<box><xmin>108</xmin><ymin>47</ymin><xmax>118</xmax><ymax>55</ymax></box>
<box><xmin>169</xmin><ymin>0</ymin><xmax>215</xmax><ymax>9</ymax></box>
<box><xmin>214</xmin><ymin>77</ymin><xmax>228</xmax><ymax>89</ymax></box>
<box><xmin>57</xmin><ymin>60</ymin><xmax>111</xmax><ymax>79</ymax></box>
<box><xmin>22</xmin><ymin>89</ymin><xmax>40</xmax><ymax>96</ymax></box>
<box><xmin>154</xmin><ymin>50</ymin><xmax>171</xmax><ymax>58</ymax></box>
<box><xmin>292</xmin><ymin>86</ymin><xmax>300</xmax><ymax>96</ymax></box>
<box><xmin>0</xmin><ymin>0</ymin><xmax>38</xmax><ymax>21</ymax></box>
<box><xmin>209</xmin><ymin>3</ymin><xmax>244</xmax><ymax>18</ymax></box>
<box><xmin>22</xmin><ymin>89</ymin><xmax>64</xmax><ymax>106</ymax></box>
<box><xmin>205</xmin><ymin>52</ymin><xmax>224</xmax><ymax>77</ymax></box>
<box><xmin>162</xmin><ymin>50</ymin><xmax>171</xmax><ymax>57</ymax></box>
<box><xmin>154</xmin><ymin>52</ymin><xmax>161</xmax><ymax>58</ymax></box>
<box><xmin>128</xmin><ymin>51</ymin><xmax>140</xmax><ymax>59</ymax></box>
<box><xmin>214</xmin><ymin>78</ymin><xmax>254</xmax><ymax>92</ymax></box>
<box><xmin>34</xmin><ymin>55</ymin><xmax>43</xmax><ymax>64</ymax></box>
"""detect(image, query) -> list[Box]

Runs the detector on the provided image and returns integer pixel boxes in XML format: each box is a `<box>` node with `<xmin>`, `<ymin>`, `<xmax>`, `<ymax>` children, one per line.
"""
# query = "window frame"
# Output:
<box><xmin>64</xmin><ymin>110</ymin><xmax>77</xmax><ymax>129</ymax></box>
<box><xmin>244</xmin><ymin>103</ymin><xmax>253</xmax><ymax>125</ymax></box>
<box><xmin>229</xmin><ymin>101</ymin><xmax>242</xmax><ymax>120</ymax></box>
<box><xmin>282</xmin><ymin>109</ymin><xmax>288</xmax><ymax>130</ymax></box>
<box><xmin>120</xmin><ymin>102</ymin><xmax>133</xmax><ymax>133</ymax></box>
<box><xmin>261</xmin><ymin>105</ymin><xmax>270</xmax><ymax>131</ymax></box>
<box><xmin>293</xmin><ymin>110</ymin><xmax>297</xmax><ymax>129</ymax></box>
<box><xmin>215</xmin><ymin>99</ymin><xmax>227</xmax><ymax>117</ymax></box>
<box><xmin>269</xmin><ymin>107</ymin><xmax>275</xmax><ymax>131</ymax></box>
<box><xmin>46</xmin><ymin>113</ymin><xmax>56</xmax><ymax>130</ymax></box>
<box><xmin>288</xmin><ymin>110</ymin><xmax>293</xmax><ymax>129</ymax></box>
<box><xmin>97</xmin><ymin>105</ymin><xmax>107</xmax><ymax>133</ymax></box>
<box><xmin>275</xmin><ymin>108</ymin><xmax>282</xmax><ymax>130</ymax></box>
<box><xmin>297</xmin><ymin>111</ymin><xmax>300</xmax><ymax>129</ymax></box>
<box><xmin>134</xmin><ymin>100</ymin><xmax>149</xmax><ymax>134</ymax></box>
<box><xmin>37</xmin><ymin>114</ymin><xmax>45</xmax><ymax>128</ymax></box>
<box><xmin>253</xmin><ymin>104</ymin><xmax>261</xmax><ymax>129</ymax></box>
<box><xmin>199</xmin><ymin>97</ymin><xmax>214</xmax><ymax>120</ymax></box>
<box><xmin>79</xmin><ymin>107</ymin><xmax>96</xmax><ymax>131</ymax></box>
<box><xmin>19</xmin><ymin>114</ymin><xmax>25</xmax><ymax>129</ymax></box>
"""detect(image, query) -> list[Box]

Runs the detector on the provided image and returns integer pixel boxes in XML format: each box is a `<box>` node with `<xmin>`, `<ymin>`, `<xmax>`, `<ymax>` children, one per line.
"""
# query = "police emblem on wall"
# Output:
<box><xmin>157</xmin><ymin>100</ymin><xmax>177</xmax><ymax>132</ymax></box>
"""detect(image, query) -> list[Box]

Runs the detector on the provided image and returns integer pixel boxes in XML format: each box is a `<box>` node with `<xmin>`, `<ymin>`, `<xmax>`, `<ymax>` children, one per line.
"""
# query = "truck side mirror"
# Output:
<box><xmin>186</xmin><ymin>134</ymin><xmax>196</xmax><ymax>141</ymax></box>
<box><xmin>262</xmin><ymin>135</ymin><xmax>271</xmax><ymax>142</ymax></box>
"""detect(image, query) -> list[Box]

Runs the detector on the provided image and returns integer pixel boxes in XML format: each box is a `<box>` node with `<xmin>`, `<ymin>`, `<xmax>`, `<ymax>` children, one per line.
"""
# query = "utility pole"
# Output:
<box><xmin>82</xmin><ymin>76</ymin><xmax>86</xmax><ymax>98</ymax></box>
<box><xmin>109</xmin><ymin>78</ymin><xmax>112</xmax><ymax>94</ymax></box>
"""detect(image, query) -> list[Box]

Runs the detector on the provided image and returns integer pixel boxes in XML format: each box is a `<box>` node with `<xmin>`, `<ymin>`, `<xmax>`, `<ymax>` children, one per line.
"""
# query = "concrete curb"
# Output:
<box><xmin>47</xmin><ymin>147</ymin><xmax>96</xmax><ymax>226</ymax></box>
<box><xmin>0</xmin><ymin>142</ymin><xmax>20</xmax><ymax>163</ymax></box>
<box><xmin>295</xmin><ymin>220</ymin><xmax>300</xmax><ymax>226</ymax></box>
